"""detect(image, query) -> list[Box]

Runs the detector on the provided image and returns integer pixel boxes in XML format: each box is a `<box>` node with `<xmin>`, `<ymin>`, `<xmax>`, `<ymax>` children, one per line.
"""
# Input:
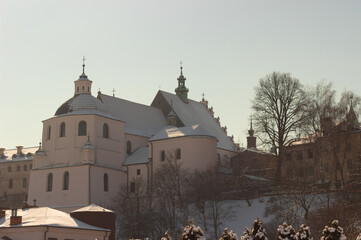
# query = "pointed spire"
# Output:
<box><xmin>248</xmin><ymin>115</ymin><xmax>255</xmax><ymax>137</ymax></box>
<box><xmin>175</xmin><ymin>61</ymin><xmax>189</xmax><ymax>103</ymax></box>
<box><xmin>79</xmin><ymin>56</ymin><xmax>88</xmax><ymax>79</ymax></box>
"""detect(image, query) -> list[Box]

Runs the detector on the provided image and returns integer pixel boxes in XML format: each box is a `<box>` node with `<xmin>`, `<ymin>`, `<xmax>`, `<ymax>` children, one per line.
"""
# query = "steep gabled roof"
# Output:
<box><xmin>98</xmin><ymin>93</ymin><xmax>167</xmax><ymax>137</ymax></box>
<box><xmin>152</xmin><ymin>91</ymin><xmax>237</xmax><ymax>152</ymax></box>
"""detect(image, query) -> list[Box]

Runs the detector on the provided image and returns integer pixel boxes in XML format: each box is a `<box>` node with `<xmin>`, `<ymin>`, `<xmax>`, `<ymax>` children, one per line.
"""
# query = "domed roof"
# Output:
<box><xmin>55</xmin><ymin>94</ymin><xmax>109</xmax><ymax>116</ymax></box>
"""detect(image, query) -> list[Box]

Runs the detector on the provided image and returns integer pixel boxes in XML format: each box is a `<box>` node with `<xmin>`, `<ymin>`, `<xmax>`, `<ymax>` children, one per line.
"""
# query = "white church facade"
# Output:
<box><xmin>27</xmin><ymin>62</ymin><xmax>239</xmax><ymax>211</ymax></box>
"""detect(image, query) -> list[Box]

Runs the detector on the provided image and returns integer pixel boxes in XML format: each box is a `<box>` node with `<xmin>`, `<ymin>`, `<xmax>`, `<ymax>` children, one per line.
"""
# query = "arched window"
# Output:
<box><xmin>77</xmin><ymin>86</ymin><xmax>79</xmax><ymax>93</ymax></box>
<box><xmin>63</xmin><ymin>171</ymin><xmax>69</xmax><ymax>190</ymax></box>
<box><xmin>104</xmin><ymin>173</ymin><xmax>108</xmax><ymax>192</ymax></box>
<box><xmin>161</xmin><ymin>150</ymin><xmax>165</xmax><ymax>161</ymax></box>
<box><xmin>88</xmin><ymin>86</ymin><xmax>90</xmax><ymax>92</ymax></box>
<box><xmin>82</xmin><ymin>85</ymin><xmax>85</xmax><ymax>90</ymax></box>
<box><xmin>47</xmin><ymin>126</ymin><xmax>51</xmax><ymax>140</ymax></box>
<box><xmin>126</xmin><ymin>141</ymin><xmax>132</xmax><ymax>154</ymax></box>
<box><xmin>103</xmin><ymin>123</ymin><xmax>109</xmax><ymax>138</ymax></box>
<box><xmin>78</xmin><ymin>121</ymin><xmax>87</xmax><ymax>136</ymax></box>
<box><xmin>47</xmin><ymin>173</ymin><xmax>53</xmax><ymax>192</ymax></box>
<box><xmin>60</xmin><ymin>122</ymin><xmax>66</xmax><ymax>137</ymax></box>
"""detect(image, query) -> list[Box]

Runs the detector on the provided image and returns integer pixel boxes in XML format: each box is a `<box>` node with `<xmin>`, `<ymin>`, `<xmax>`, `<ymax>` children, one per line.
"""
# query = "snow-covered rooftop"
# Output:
<box><xmin>154</xmin><ymin>91</ymin><xmax>237</xmax><ymax>152</ymax></box>
<box><xmin>150</xmin><ymin>124</ymin><xmax>215</xmax><ymax>141</ymax></box>
<box><xmin>99</xmin><ymin>93</ymin><xmax>167</xmax><ymax>137</ymax></box>
<box><xmin>0</xmin><ymin>147</ymin><xmax>38</xmax><ymax>163</ymax></box>
<box><xmin>71</xmin><ymin>204</ymin><xmax>113</xmax><ymax>213</ymax></box>
<box><xmin>123</xmin><ymin>147</ymin><xmax>149</xmax><ymax>166</ymax></box>
<box><xmin>0</xmin><ymin>207</ymin><xmax>110</xmax><ymax>231</ymax></box>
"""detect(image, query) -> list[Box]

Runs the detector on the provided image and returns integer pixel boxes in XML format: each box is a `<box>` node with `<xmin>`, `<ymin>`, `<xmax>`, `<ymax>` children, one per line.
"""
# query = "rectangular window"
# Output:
<box><xmin>17</xmin><ymin>165</ymin><xmax>20</xmax><ymax>171</ymax></box>
<box><xmin>8</xmin><ymin>166</ymin><xmax>12</xmax><ymax>172</ymax></box>
<box><xmin>24</xmin><ymin>165</ymin><xmax>28</xmax><ymax>171</ymax></box>
<box><xmin>297</xmin><ymin>168</ymin><xmax>304</xmax><ymax>177</ymax></box>
<box><xmin>161</xmin><ymin>151</ymin><xmax>165</xmax><ymax>161</ymax></box>
<box><xmin>48</xmin><ymin>238</ymin><xmax>58</xmax><ymax>240</ymax></box>
<box><xmin>307</xmin><ymin>149</ymin><xmax>313</xmax><ymax>159</ymax></box>
<box><xmin>297</xmin><ymin>151</ymin><xmax>303</xmax><ymax>160</ymax></box>
<box><xmin>9</xmin><ymin>179</ymin><xmax>13</xmax><ymax>189</ymax></box>
<box><xmin>306</xmin><ymin>167</ymin><xmax>314</xmax><ymax>176</ymax></box>
<box><xmin>29</xmin><ymin>164</ymin><xmax>32</xmax><ymax>170</ymax></box>
<box><xmin>130</xmin><ymin>182</ymin><xmax>135</xmax><ymax>193</ymax></box>
<box><xmin>335</xmin><ymin>180</ymin><xmax>342</xmax><ymax>189</ymax></box>
<box><xmin>324</xmin><ymin>163</ymin><xmax>329</xmax><ymax>172</ymax></box>
<box><xmin>137</xmin><ymin>169</ymin><xmax>141</xmax><ymax>175</ymax></box>
<box><xmin>23</xmin><ymin>178</ymin><xmax>27</xmax><ymax>188</ymax></box>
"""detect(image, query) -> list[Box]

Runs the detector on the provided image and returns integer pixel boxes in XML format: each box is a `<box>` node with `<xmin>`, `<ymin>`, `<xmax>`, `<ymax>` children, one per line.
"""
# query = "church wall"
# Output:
<box><xmin>94</xmin><ymin>116</ymin><xmax>124</xmax><ymax>168</ymax></box>
<box><xmin>151</xmin><ymin>137</ymin><xmax>218</xmax><ymax>172</ymax></box>
<box><xmin>217</xmin><ymin>148</ymin><xmax>238</xmax><ymax>168</ymax></box>
<box><xmin>127</xmin><ymin>164</ymin><xmax>149</xmax><ymax>185</ymax></box>
<box><xmin>89</xmin><ymin>165</ymin><xmax>125</xmax><ymax>207</ymax></box>
<box><xmin>124</xmin><ymin>134</ymin><xmax>149</xmax><ymax>156</ymax></box>
<box><xmin>28</xmin><ymin>165</ymin><xmax>90</xmax><ymax>209</ymax></box>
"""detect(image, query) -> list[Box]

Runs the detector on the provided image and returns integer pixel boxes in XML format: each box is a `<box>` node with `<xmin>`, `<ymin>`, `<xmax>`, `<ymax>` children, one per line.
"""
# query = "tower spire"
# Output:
<box><xmin>82</xmin><ymin>56</ymin><xmax>86</xmax><ymax>74</ymax></box>
<box><xmin>74</xmin><ymin>56</ymin><xmax>92</xmax><ymax>95</ymax></box>
<box><xmin>247</xmin><ymin>115</ymin><xmax>257</xmax><ymax>149</ymax></box>
<box><xmin>175</xmin><ymin>61</ymin><xmax>189</xmax><ymax>103</ymax></box>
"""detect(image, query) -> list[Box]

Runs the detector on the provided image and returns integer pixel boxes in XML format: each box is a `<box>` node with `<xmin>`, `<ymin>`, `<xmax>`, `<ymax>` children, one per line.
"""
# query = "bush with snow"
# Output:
<box><xmin>161</xmin><ymin>231</ymin><xmax>171</xmax><ymax>240</ymax></box>
<box><xmin>295</xmin><ymin>224</ymin><xmax>312</xmax><ymax>240</ymax></box>
<box><xmin>277</xmin><ymin>222</ymin><xmax>296</xmax><ymax>240</ymax></box>
<box><xmin>321</xmin><ymin>220</ymin><xmax>346</xmax><ymax>240</ymax></box>
<box><xmin>241</xmin><ymin>218</ymin><xmax>268</xmax><ymax>240</ymax></box>
<box><xmin>219</xmin><ymin>228</ymin><xmax>238</xmax><ymax>240</ymax></box>
<box><xmin>179</xmin><ymin>219</ymin><xmax>205</xmax><ymax>240</ymax></box>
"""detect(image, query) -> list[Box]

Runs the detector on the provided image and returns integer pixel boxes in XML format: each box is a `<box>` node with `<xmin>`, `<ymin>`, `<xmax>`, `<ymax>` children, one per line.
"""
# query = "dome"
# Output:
<box><xmin>55</xmin><ymin>94</ymin><xmax>109</xmax><ymax>116</ymax></box>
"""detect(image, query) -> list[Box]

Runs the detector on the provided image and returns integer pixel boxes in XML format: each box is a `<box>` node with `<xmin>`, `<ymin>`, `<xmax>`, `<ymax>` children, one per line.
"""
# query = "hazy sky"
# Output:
<box><xmin>1</xmin><ymin>0</ymin><xmax>361</xmax><ymax>150</ymax></box>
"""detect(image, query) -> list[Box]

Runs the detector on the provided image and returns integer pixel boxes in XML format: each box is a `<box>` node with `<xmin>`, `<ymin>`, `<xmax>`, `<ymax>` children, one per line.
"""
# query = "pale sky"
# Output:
<box><xmin>1</xmin><ymin>0</ymin><xmax>361</xmax><ymax>150</ymax></box>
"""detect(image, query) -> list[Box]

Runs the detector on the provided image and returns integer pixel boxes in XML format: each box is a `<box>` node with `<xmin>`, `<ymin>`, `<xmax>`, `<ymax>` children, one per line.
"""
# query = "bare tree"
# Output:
<box><xmin>112</xmin><ymin>177</ymin><xmax>155</xmax><ymax>239</ymax></box>
<box><xmin>152</xmin><ymin>151</ymin><xmax>192</xmax><ymax>238</ymax></box>
<box><xmin>252</xmin><ymin>72</ymin><xmax>310</xmax><ymax>179</ymax></box>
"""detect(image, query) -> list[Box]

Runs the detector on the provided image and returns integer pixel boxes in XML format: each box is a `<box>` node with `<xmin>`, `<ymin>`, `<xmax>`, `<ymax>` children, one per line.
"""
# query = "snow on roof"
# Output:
<box><xmin>0</xmin><ymin>147</ymin><xmax>38</xmax><ymax>163</ymax></box>
<box><xmin>99</xmin><ymin>94</ymin><xmax>167</xmax><ymax>137</ymax></box>
<box><xmin>0</xmin><ymin>207</ymin><xmax>110</xmax><ymax>232</ymax></box>
<box><xmin>155</xmin><ymin>91</ymin><xmax>237</xmax><ymax>152</ymax></box>
<box><xmin>71</xmin><ymin>204</ymin><xmax>113</xmax><ymax>213</ymax></box>
<box><xmin>150</xmin><ymin>124</ymin><xmax>215</xmax><ymax>141</ymax></box>
<box><xmin>123</xmin><ymin>147</ymin><xmax>149</xmax><ymax>166</ymax></box>
<box><xmin>54</xmin><ymin>94</ymin><xmax>119</xmax><ymax>121</ymax></box>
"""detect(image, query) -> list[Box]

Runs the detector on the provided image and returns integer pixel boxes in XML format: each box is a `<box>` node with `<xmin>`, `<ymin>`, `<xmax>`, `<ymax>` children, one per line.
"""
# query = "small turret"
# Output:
<box><xmin>247</xmin><ymin>117</ymin><xmax>257</xmax><ymax>149</ymax></box>
<box><xmin>175</xmin><ymin>64</ymin><xmax>189</xmax><ymax>103</ymax></box>
<box><xmin>74</xmin><ymin>57</ymin><xmax>93</xmax><ymax>95</ymax></box>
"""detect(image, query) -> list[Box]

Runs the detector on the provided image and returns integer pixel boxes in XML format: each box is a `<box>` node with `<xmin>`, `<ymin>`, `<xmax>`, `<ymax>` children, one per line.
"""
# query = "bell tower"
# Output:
<box><xmin>175</xmin><ymin>63</ymin><xmax>189</xmax><ymax>103</ymax></box>
<box><xmin>74</xmin><ymin>57</ymin><xmax>92</xmax><ymax>95</ymax></box>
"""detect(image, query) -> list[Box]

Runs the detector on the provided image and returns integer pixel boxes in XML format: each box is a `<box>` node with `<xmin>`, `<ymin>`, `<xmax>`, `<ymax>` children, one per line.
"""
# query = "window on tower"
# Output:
<box><xmin>104</xmin><ymin>173</ymin><xmax>109</xmax><ymax>192</ymax></box>
<box><xmin>78</xmin><ymin>121</ymin><xmax>87</xmax><ymax>136</ymax></box>
<box><xmin>47</xmin><ymin>173</ymin><xmax>53</xmax><ymax>192</ymax></box>
<box><xmin>63</xmin><ymin>171</ymin><xmax>69</xmax><ymax>190</ymax></box>
<box><xmin>60</xmin><ymin>122</ymin><xmax>66</xmax><ymax>137</ymax></box>
<box><xmin>103</xmin><ymin>123</ymin><xmax>109</xmax><ymax>138</ymax></box>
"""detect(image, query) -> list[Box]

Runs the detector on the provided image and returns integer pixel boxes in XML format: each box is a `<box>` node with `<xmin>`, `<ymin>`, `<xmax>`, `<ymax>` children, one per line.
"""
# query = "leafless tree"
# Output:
<box><xmin>152</xmin><ymin>151</ymin><xmax>192</xmax><ymax>238</ymax></box>
<box><xmin>252</xmin><ymin>72</ymin><xmax>310</xmax><ymax>179</ymax></box>
<box><xmin>112</xmin><ymin>177</ymin><xmax>155</xmax><ymax>239</ymax></box>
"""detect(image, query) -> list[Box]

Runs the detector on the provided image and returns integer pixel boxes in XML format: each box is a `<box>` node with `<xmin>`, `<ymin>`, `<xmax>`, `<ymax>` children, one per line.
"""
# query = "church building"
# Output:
<box><xmin>27</xmin><ymin>62</ymin><xmax>239</xmax><ymax>211</ymax></box>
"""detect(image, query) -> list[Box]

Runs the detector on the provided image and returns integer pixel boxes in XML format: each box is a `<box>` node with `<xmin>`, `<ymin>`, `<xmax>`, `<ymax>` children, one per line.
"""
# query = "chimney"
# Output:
<box><xmin>0</xmin><ymin>148</ymin><xmax>4</xmax><ymax>155</ymax></box>
<box><xmin>0</xmin><ymin>210</ymin><xmax>5</xmax><ymax>218</ymax></box>
<box><xmin>10</xmin><ymin>209</ymin><xmax>22</xmax><ymax>225</ymax></box>
<box><xmin>16</xmin><ymin>146</ymin><xmax>23</xmax><ymax>155</ymax></box>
